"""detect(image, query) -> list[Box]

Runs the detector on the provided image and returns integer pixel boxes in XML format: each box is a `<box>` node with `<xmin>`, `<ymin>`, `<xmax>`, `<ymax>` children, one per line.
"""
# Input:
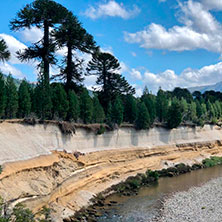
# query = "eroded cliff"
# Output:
<box><xmin>0</xmin><ymin>121</ymin><xmax>222</xmax><ymax>221</ymax></box>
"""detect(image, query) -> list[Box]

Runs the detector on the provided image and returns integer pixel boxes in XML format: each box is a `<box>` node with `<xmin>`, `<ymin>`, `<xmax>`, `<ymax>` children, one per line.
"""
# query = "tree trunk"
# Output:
<box><xmin>66</xmin><ymin>42</ymin><xmax>72</xmax><ymax>91</ymax></box>
<box><xmin>43</xmin><ymin>20</ymin><xmax>50</xmax><ymax>86</ymax></box>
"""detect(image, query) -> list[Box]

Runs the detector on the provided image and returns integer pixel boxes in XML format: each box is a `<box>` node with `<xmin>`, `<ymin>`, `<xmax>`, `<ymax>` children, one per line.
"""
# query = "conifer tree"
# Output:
<box><xmin>87</xmin><ymin>52</ymin><xmax>135</xmax><ymax>110</ymax></box>
<box><xmin>0</xmin><ymin>39</ymin><xmax>10</xmax><ymax>62</ymax></box>
<box><xmin>141</xmin><ymin>89</ymin><xmax>156</xmax><ymax>124</ymax></box>
<box><xmin>5</xmin><ymin>75</ymin><xmax>18</xmax><ymax>119</ymax></box>
<box><xmin>111</xmin><ymin>96</ymin><xmax>124</xmax><ymax>125</ymax></box>
<box><xmin>0</xmin><ymin>73</ymin><xmax>6</xmax><ymax>118</ymax></box>
<box><xmin>92</xmin><ymin>96</ymin><xmax>105</xmax><ymax>123</ymax></box>
<box><xmin>79</xmin><ymin>89</ymin><xmax>93</xmax><ymax>124</ymax></box>
<box><xmin>67</xmin><ymin>90</ymin><xmax>80</xmax><ymax>121</ymax></box>
<box><xmin>18</xmin><ymin>80</ymin><xmax>31</xmax><ymax>118</ymax></box>
<box><xmin>53</xmin><ymin>12</ymin><xmax>96</xmax><ymax>91</ymax></box>
<box><xmin>135</xmin><ymin>102</ymin><xmax>150</xmax><ymax>130</ymax></box>
<box><xmin>167</xmin><ymin>100</ymin><xmax>182</xmax><ymax>129</ymax></box>
<box><xmin>10</xmin><ymin>0</ymin><xmax>69</xmax><ymax>86</ymax></box>
<box><xmin>188</xmin><ymin>102</ymin><xmax>197</xmax><ymax>121</ymax></box>
<box><xmin>156</xmin><ymin>88</ymin><xmax>168</xmax><ymax>122</ymax></box>
<box><xmin>32</xmin><ymin>79</ymin><xmax>52</xmax><ymax>119</ymax></box>
<box><xmin>124</xmin><ymin>94</ymin><xmax>137</xmax><ymax>124</ymax></box>
<box><xmin>196</xmin><ymin>100</ymin><xmax>203</xmax><ymax>119</ymax></box>
<box><xmin>51</xmin><ymin>84</ymin><xmax>69</xmax><ymax>119</ymax></box>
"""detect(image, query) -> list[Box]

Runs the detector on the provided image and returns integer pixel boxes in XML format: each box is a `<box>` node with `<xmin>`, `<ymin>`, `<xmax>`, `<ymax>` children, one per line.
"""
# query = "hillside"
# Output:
<box><xmin>188</xmin><ymin>81</ymin><xmax>222</xmax><ymax>93</ymax></box>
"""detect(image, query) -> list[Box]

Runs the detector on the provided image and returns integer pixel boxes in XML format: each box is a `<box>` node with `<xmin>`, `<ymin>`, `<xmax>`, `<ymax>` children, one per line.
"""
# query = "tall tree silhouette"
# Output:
<box><xmin>0</xmin><ymin>39</ymin><xmax>10</xmax><ymax>62</ymax></box>
<box><xmin>53</xmin><ymin>13</ymin><xmax>96</xmax><ymax>91</ymax></box>
<box><xmin>10</xmin><ymin>0</ymin><xmax>69</xmax><ymax>86</ymax></box>
<box><xmin>87</xmin><ymin>52</ymin><xmax>135</xmax><ymax>110</ymax></box>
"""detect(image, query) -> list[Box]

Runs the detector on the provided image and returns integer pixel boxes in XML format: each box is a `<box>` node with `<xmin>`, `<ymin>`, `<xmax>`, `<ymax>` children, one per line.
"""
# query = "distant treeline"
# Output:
<box><xmin>1</xmin><ymin>72</ymin><xmax>222</xmax><ymax>129</ymax></box>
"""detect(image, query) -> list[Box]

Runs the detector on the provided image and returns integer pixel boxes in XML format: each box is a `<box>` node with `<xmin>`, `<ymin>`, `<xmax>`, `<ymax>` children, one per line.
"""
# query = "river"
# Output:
<box><xmin>98</xmin><ymin>165</ymin><xmax>222</xmax><ymax>222</ymax></box>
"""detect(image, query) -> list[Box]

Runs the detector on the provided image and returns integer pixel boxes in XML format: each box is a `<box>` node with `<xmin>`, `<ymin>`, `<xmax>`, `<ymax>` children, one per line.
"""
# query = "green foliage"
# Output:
<box><xmin>79</xmin><ymin>89</ymin><xmax>93</xmax><ymax>124</ymax></box>
<box><xmin>18</xmin><ymin>80</ymin><xmax>31</xmax><ymax>118</ymax></box>
<box><xmin>53</xmin><ymin>12</ymin><xmax>96</xmax><ymax>91</ymax></box>
<box><xmin>124</xmin><ymin>94</ymin><xmax>137</xmax><ymax>124</ymax></box>
<box><xmin>5</xmin><ymin>74</ymin><xmax>18</xmax><ymax>119</ymax></box>
<box><xmin>87</xmin><ymin>52</ymin><xmax>135</xmax><ymax>110</ymax></box>
<box><xmin>0</xmin><ymin>73</ymin><xmax>6</xmax><ymax>118</ymax></box>
<box><xmin>156</xmin><ymin>88</ymin><xmax>168</xmax><ymax>122</ymax></box>
<box><xmin>0</xmin><ymin>166</ymin><xmax>2</xmax><ymax>174</ymax></box>
<box><xmin>96</xmin><ymin>125</ymin><xmax>106</xmax><ymax>135</ymax></box>
<box><xmin>111</xmin><ymin>96</ymin><xmax>124</xmax><ymax>125</ymax></box>
<box><xmin>202</xmin><ymin>156</ymin><xmax>222</xmax><ymax>168</ymax></box>
<box><xmin>51</xmin><ymin>84</ymin><xmax>69</xmax><ymax>119</ymax></box>
<box><xmin>12</xmin><ymin>203</ymin><xmax>35</xmax><ymax>222</ymax></box>
<box><xmin>32</xmin><ymin>80</ymin><xmax>52</xmax><ymax>119</ymax></box>
<box><xmin>167</xmin><ymin>99</ymin><xmax>182</xmax><ymax>129</ymax></box>
<box><xmin>135</xmin><ymin>102</ymin><xmax>150</xmax><ymax>130</ymax></box>
<box><xmin>0</xmin><ymin>39</ymin><xmax>10</xmax><ymax>62</ymax></box>
<box><xmin>67</xmin><ymin>90</ymin><xmax>80</xmax><ymax>121</ymax></box>
<box><xmin>141</xmin><ymin>89</ymin><xmax>156</xmax><ymax>124</ymax></box>
<box><xmin>92</xmin><ymin>96</ymin><xmax>105</xmax><ymax>123</ymax></box>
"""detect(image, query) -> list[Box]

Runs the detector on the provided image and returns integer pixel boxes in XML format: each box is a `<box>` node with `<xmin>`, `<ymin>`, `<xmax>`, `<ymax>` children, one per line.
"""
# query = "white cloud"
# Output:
<box><xmin>19</xmin><ymin>27</ymin><xmax>43</xmax><ymax>43</ymax></box>
<box><xmin>0</xmin><ymin>62</ymin><xmax>24</xmax><ymax>78</ymax></box>
<box><xmin>130</xmin><ymin>68</ymin><xmax>142</xmax><ymax>80</ymax></box>
<box><xmin>124</xmin><ymin>0</ymin><xmax>222</xmax><ymax>53</ymax></box>
<box><xmin>201</xmin><ymin>0</ymin><xmax>222</xmax><ymax>10</ymax></box>
<box><xmin>142</xmin><ymin>62</ymin><xmax>222</xmax><ymax>93</ymax></box>
<box><xmin>84</xmin><ymin>0</ymin><xmax>140</xmax><ymax>19</ymax></box>
<box><xmin>0</xmin><ymin>33</ymin><xmax>27</xmax><ymax>64</ymax></box>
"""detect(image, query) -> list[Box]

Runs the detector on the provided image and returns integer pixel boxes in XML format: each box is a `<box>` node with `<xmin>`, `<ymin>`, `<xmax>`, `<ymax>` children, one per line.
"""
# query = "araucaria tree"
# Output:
<box><xmin>10</xmin><ymin>0</ymin><xmax>69</xmax><ymax>86</ymax></box>
<box><xmin>53</xmin><ymin>13</ymin><xmax>96</xmax><ymax>92</ymax></box>
<box><xmin>0</xmin><ymin>39</ymin><xmax>10</xmax><ymax>62</ymax></box>
<box><xmin>87</xmin><ymin>52</ymin><xmax>135</xmax><ymax>110</ymax></box>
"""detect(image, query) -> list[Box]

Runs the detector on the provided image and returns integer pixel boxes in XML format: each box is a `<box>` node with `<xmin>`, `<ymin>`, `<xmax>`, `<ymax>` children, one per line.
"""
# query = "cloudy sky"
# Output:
<box><xmin>1</xmin><ymin>0</ymin><xmax>222</xmax><ymax>95</ymax></box>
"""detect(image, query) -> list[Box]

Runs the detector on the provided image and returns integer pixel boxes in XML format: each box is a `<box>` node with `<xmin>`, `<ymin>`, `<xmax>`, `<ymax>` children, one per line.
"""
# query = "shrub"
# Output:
<box><xmin>0</xmin><ymin>165</ymin><xmax>2</xmax><ymax>174</ymax></box>
<box><xmin>96</xmin><ymin>125</ymin><xmax>106</xmax><ymax>135</ymax></box>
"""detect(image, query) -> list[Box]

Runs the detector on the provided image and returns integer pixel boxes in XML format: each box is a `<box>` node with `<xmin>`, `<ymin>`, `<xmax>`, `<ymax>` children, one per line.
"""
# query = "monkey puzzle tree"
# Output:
<box><xmin>10</xmin><ymin>0</ymin><xmax>69</xmax><ymax>86</ymax></box>
<box><xmin>87</xmin><ymin>52</ymin><xmax>135</xmax><ymax>111</ymax></box>
<box><xmin>0</xmin><ymin>39</ymin><xmax>10</xmax><ymax>62</ymax></box>
<box><xmin>53</xmin><ymin>12</ymin><xmax>96</xmax><ymax>92</ymax></box>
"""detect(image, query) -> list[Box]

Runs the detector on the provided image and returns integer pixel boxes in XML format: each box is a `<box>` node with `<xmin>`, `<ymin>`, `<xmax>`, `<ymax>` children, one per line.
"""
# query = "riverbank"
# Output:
<box><xmin>157</xmin><ymin>177</ymin><xmax>222</xmax><ymax>222</ymax></box>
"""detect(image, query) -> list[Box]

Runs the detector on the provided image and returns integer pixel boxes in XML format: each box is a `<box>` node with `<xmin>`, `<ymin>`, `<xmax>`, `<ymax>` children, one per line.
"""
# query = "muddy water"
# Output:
<box><xmin>98</xmin><ymin>165</ymin><xmax>222</xmax><ymax>222</ymax></box>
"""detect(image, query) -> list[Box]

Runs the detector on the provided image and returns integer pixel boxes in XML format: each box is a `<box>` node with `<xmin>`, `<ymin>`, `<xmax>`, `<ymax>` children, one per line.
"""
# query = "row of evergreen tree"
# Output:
<box><xmin>1</xmin><ymin>71</ymin><xmax>222</xmax><ymax>129</ymax></box>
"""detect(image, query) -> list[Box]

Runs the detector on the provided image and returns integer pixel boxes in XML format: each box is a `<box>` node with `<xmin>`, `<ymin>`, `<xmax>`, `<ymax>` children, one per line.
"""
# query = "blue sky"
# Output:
<box><xmin>1</xmin><ymin>0</ymin><xmax>222</xmax><ymax>94</ymax></box>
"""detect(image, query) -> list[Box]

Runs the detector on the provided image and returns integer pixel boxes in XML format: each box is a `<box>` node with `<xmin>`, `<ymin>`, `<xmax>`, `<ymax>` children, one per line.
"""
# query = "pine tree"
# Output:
<box><xmin>167</xmin><ymin>100</ymin><xmax>182</xmax><ymax>129</ymax></box>
<box><xmin>53</xmin><ymin>12</ymin><xmax>96</xmax><ymax>91</ymax></box>
<box><xmin>92</xmin><ymin>96</ymin><xmax>105</xmax><ymax>123</ymax></box>
<box><xmin>67</xmin><ymin>90</ymin><xmax>80</xmax><ymax>121</ymax></box>
<box><xmin>79</xmin><ymin>89</ymin><xmax>93</xmax><ymax>124</ymax></box>
<box><xmin>32</xmin><ymin>79</ymin><xmax>52</xmax><ymax>119</ymax></box>
<box><xmin>135</xmin><ymin>102</ymin><xmax>150</xmax><ymax>130</ymax></box>
<box><xmin>87</xmin><ymin>52</ymin><xmax>135</xmax><ymax>110</ymax></box>
<box><xmin>196</xmin><ymin>100</ymin><xmax>203</xmax><ymax>119</ymax></box>
<box><xmin>111</xmin><ymin>96</ymin><xmax>124</xmax><ymax>125</ymax></box>
<box><xmin>156</xmin><ymin>88</ymin><xmax>168</xmax><ymax>122</ymax></box>
<box><xmin>124</xmin><ymin>94</ymin><xmax>137</xmax><ymax>124</ymax></box>
<box><xmin>188</xmin><ymin>102</ymin><xmax>197</xmax><ymax>121</ymax></box>
<box><xmin>18</xmin><ymin>80</ymin><xmax>31</xmax><ymax>118</ymax></box>
<box><xmin>141</xmin><ymin>89</ymin><xmax>156</xmax><ymax>124</ymax></box>
<box><xmin>0</xmin><ymin>73</ymin><xmax>6</xmax><ymax>118</ymax></box>
<box><xmin>51</xmin><ymin>84</ymin><xmax>69</xmax><ymax>120</ymax></box>
<box><xmin>10</xmin><ymin>0</ymin><xmax>69</xmax><ymax>86</ymax></box>
<box><xmin>0</xmin><ymin>39</ymin><xmax>10</xmax><ymax>62</ymax></box>
<box><xmin>5</xmin><ymin>75</ymin><xmax>18</xmax><ymax>119</ymax></box>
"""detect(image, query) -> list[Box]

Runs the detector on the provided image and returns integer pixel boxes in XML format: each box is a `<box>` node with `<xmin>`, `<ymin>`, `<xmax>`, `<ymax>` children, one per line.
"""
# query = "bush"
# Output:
<box><xmin>0</xmin><ymin>165</ymin><xmax>2</xmax><ymax>174</ymax></box>
<box><xmin>202</xmin><ymin>156</ymin><xmax>222</xmax><ymax>168</ymax></box>
<box><xmin>96</xmin><ymin>125</ymin><xmax>106</xmax><ymax>135</ymax></box>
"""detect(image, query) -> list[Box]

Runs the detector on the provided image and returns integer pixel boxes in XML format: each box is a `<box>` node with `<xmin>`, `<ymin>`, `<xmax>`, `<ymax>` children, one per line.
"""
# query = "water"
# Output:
<box><xmin>98</xmin><ymin>165</ymin><xmax>222</xmax><ymax>222</ymax></box>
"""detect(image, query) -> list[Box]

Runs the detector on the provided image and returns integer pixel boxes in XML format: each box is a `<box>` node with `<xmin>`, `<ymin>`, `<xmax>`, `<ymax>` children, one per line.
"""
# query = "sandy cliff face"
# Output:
<box><xmin>0</xmin><ymin>122</ymin><xmax>222</xmax><ymax>221</ymax></box>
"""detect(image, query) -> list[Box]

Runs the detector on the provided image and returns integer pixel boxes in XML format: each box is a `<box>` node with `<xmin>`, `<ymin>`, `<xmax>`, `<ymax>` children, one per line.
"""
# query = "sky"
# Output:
<box><xmin>1</xmin><ymin>0</ymin><xmax>222</xmax><ymax>95</ymax></box>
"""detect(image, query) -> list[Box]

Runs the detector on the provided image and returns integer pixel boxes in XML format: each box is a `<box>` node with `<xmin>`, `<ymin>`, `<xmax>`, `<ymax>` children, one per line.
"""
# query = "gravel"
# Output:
<box><xmin>157</xmin><ymin>177</ymin><xmax>222</xmax><ymax>222</ymax></box>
